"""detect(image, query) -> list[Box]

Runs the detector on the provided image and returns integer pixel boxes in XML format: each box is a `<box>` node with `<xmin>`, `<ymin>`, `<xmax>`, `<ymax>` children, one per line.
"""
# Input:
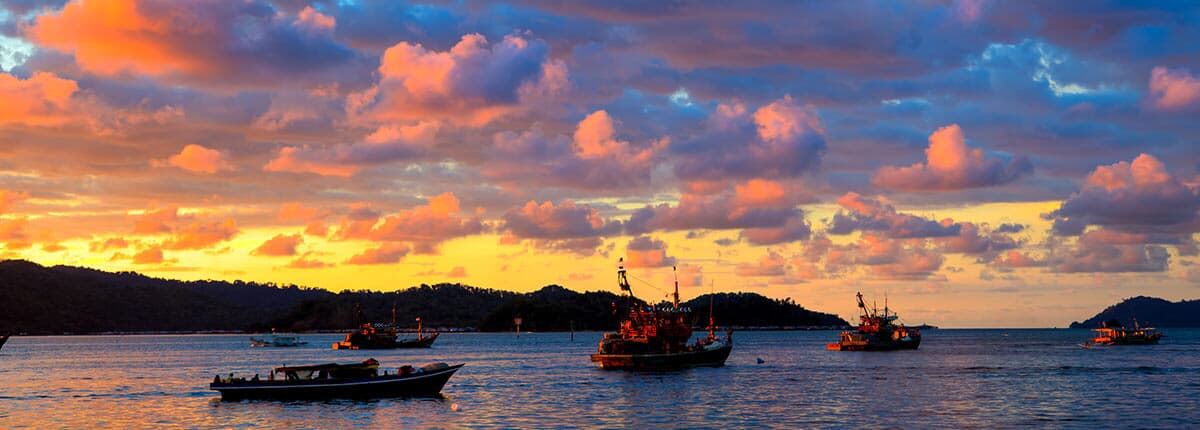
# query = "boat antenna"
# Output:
<box><xmin>617</xmin><ymin>258</ymin><xmax>633</xmax><ymax>300</ymax></box>
<box><xmin>672</xmin><ymin>265</ymin><xmax>680</xmax><ymax>309</ymax></box>
<box><xmin>391</xmin><ymin>301</ymin><xmax>397</xmax><ymax>325</ymax></box>
<box><xmin>708</xmin><ymin>280</ymin><xmax>716</xmax><ymax>339</ymax></box>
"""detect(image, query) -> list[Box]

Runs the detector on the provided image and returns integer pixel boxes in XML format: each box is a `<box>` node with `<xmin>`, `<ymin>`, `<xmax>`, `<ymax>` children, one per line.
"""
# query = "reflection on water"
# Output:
<box><xmin>1</xmin><ymin>330</ymin><xmax>1198</xmax><ymax>428</ymax></box>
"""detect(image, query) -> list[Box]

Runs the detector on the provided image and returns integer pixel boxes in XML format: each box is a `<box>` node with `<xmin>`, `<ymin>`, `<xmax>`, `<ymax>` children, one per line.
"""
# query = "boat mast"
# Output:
<box><xmin>617</xmin><ymin>258</ymin><xmax>634</xmax><ymax>303</ymax></box>
<box><xmin>707</xmin><ymin>280</ymin><xmax>716</xmax><ymax>339</ymax></box>
<box><xmin>672</xmin><ymin>265</ymin><xmax>680</xmax><ymax>309</ymax></box>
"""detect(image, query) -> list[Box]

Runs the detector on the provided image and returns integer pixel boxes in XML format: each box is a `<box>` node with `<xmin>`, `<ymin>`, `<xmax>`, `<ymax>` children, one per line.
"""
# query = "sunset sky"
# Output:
<box><xmin>2</xmin><ymin>1</ymin><xmax>1199</xmax><ymax>327</ymax></box>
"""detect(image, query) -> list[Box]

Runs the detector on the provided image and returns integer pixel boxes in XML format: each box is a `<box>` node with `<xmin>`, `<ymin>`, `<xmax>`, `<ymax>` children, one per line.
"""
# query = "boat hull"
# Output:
<box><xmin>0</xmin><ymin>335</ymin><xmax>8</xmax><ymax>350</ymax></box>
<box><xmin>210</xmin><ymin>364</ymin><xmax>463</xmax><ymax>401</ymax></box>
<box><xmin>333</xmin><ymin>333</ymin><xmax>438</xmax><ymax>349</ymax></box>
<box><xmin>827</xmin><ymin>338</ymin><xmax>921</xmax><ymax>351</ymax></box>
<box><xmin>590</xmin><ymin>343</ymin><xmax>733</xmax><ymax>370</ymax></box>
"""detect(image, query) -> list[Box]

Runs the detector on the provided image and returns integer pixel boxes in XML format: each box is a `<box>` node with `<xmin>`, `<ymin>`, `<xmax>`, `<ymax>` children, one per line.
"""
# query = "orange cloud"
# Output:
<box><xmin>753</xmin><ymin>95</ymin><xmax>824</xmax><ymax>142</ymax></box>
<box><xmin>873</xmin><ymin>124</ymin><xmax>1031</xmax><ymax>190</ymax></box>
<box><xmin>0</xmin><ymin>190</ymin><xmax>30</xmax><ymax>214</ymax></box>
<box><xmin>286</xmin><ymin>256</ymin><xmax>331</xmax><ymax>269</ymax></box>
<box><xmin>252</xmin><ymin>233</ymin><xmax>302</xmax><ymax>257</ymax></box>
<box><xmin>346</xmin><ymin>243</ymin><xmax>411</xmax><ymax>265</ymax></box>
<box><xmin>295</xmin><ymin>6</ymin><xmax>335</xmax><ymax>33</ymax></box>
<box><xmin>132</xmin><ymin>246</ymin><xmax>164</xmax><ymax>264</ymax></box>
<box><xmin>735</xmin><ymin>250</ymin><xmax>787</xmax><ymax>277</ymax></box>
<box><xmin>0</xmin><ymin>72</ymin><xmax>79</xmax><ymax>126</ymax></box>
<box><xmin>132</xmin><ymin>206</ymin><xmax>179</xmax><ymax>234</ymax></box>
<box><xmin>349</xmin><ymin>33</ymin><xmax>560</xmax><ymax>126</ymax></box>
<box><xmin>1149</xmin><ymin>66</ymin><xmax>1200</xmax><ymax>110</ymax></box>
<box><xmin>625</xmin><ymin>236</ymin><xmax>676</xmax><ymax>268</ymax></box>
<box><xmin>161</xmin><ymin>144</ymin><xmax>233</xmax><ymax>173</ymax></box>
<box><xmin>341</xmin><ymin>193</ymin><xmax>484</xmax><ymax>250</ymax></box>
<box><xmin>263</xmin><ymin>121</ymin><xmax>439</xmax><ymax>176</ymax></box>
<box><xmin>89</xmin><ymin>237</ymin><xmax>132</xmax><ymax>252</ymax></box>
<box><xmin>162</xmin><ymin>218</ymin><xmax>238</xmax><ymax>250</ymax></box>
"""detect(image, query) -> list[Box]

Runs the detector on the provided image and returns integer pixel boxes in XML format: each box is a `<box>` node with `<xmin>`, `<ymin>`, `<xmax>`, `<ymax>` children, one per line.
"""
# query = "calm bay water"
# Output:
<box><xmin>1</xmin><ymin>329</ymin><xmax>1198</xmax><ymax>428</ymax></box>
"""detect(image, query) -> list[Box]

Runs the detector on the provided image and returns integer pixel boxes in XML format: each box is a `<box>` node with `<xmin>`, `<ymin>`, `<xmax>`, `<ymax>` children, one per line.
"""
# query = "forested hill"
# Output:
<box><xmin>0</xmin><ymin>260</ymin><xmax>847</xmax><ymax>334</ymax></box>
<box><xmin>1069</xmin><ymin>296</ymin><xmax>1200</xmax><ymax>328</ymax></box>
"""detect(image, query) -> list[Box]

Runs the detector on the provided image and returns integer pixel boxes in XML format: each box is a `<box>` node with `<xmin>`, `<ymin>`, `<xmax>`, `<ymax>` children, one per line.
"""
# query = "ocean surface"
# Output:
<box><xmin>1</xmin><ymin>329</ymin><xmax>1198</xmax><ymax>429</ymax></box>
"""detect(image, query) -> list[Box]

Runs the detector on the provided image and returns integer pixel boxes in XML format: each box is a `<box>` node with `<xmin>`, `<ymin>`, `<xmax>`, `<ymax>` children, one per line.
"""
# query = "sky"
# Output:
<box><xmin>1</xmin><ymin>0</ymin><xmax>1199</xmax><ymax>327</ymax></box>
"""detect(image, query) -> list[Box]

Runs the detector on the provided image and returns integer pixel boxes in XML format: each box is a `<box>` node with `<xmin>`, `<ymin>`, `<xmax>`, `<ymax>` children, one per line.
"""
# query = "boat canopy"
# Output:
<box><xmin>275</xmin><ymin>358</ymin><xmax>379</xmax><ymax>373</ymax></box>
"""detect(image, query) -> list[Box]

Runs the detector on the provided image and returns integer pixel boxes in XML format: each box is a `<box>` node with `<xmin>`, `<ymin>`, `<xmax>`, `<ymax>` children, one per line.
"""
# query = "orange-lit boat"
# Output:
<box><xmin>827</xmin><ymin>292</ymin><xmax>921</xmax><ymax>351</ymax></box>
<box><xmin>590</xmin><ymin>259</ymin><xmax>732</xmax><ymax>370</ymax></box>
<box><xmin>1089</xmin><ymin>319</ymin><xmax>1163</xmax><ymax>345</ymax></box>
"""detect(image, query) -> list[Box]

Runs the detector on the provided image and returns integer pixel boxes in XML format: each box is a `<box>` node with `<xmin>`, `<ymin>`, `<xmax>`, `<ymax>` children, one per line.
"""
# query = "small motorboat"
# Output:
<box><xmin>210</xmin><ymin>358</ymin><xmax>464</xmax><ymax>400</ymax></box>
<box><xmin>250</xmin><ymin>333</ymin><xmax>308</xmax><ymax>347</ymax></box>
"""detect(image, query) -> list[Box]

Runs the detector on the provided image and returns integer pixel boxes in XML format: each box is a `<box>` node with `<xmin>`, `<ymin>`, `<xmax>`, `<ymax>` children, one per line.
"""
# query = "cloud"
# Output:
<box><xmin>345</xmin><ymin>242</ymin><xmax>410</xmax><ymax>265</ymax></box>
<box><xmin>735</xmin><ymin>250</ymin><xmax>787</xmax><ymax>277</ymax></box>
<box><xmin>1148</xmin><ymin>66</ymin><xmax>1200</xmax><ymax>110</ymax></box>
<box><xmin>348</xmin><ymin>33</ymin><xmax>563</xmax><ymax>126</ymax></box>
<box><xmin>132</xmin><ymin>246</ymin><xmax>164</xmax><ymax>264</ymax></box>
<box><xmin>484</xmin><ymin>111</ymin><xmax>667</xmax><ymax>191</ymax></box>
<box><xmin>162</xmin><ymin>218</ymin><xmax>238</xmax><ymax>250</ymax></box>
<box><xmin>990</xmin><ymin>250</ymin><xmax>1046</xmax><ymax>271</ymax></box>
<box><xmin>939</xmin><ymin>222</ymin><xmax>1020</xmax><ymax>255</ymax></box>
<box><xmin>251</xmin><ymin>233</ymin><xmax>302</xmax><ymax>257</ymax></box>
<box><xmin>0</xmin><ymin>71</ymin><xmax>78</xmax><ymax>126</ymax></box>
<box><xmin>132</xmin><ymin>206</ymin><xmax>179</xmax><ymax>234</ymax></box>
<box><xmin>1046</xmin><ymin>154</ymin><xmax>1200</xmax><ymax>236</ymax></box>
<box><xmin>828</xmin><ymin>192</ymin><xmax>961</xmax><ymax>238</ymax></box>
<box><xmin>277</xmin><ymin>202</ymin><xmax>330</xmax><ymax>223</ymax></box>
<box><xmin>263</xmin><ymin>121</ymin><xmax>439</xmax><ymax>177</ymax></box>
<box><xmin>1056</xmin><ymin>242</ymin><xmax>1169</xmax><ymax>273</ymax></box>
<box><xmin>501</xmin><ymin>200</ymin><xmax>621</xmax><ymax>240</ymax></box>
<box><xmin>873</xmin><ymin>124</ymin><xmax>1031</xmax><ymax>190</ymax></box>
<box><xmin>26</xmin><ymin>0</ymin><xmax>355</xmax><ymax>85</ymax></box>
<box><xmin>335</xmin><ymin>192</ymin><xmax>483</xmax><ymax>253</ymax></box>
<box><xmin>0</xmin><ymin>190</ymin><xmax>30</xmax><ymax>214</ymax></box>
<box><xmin>627</xmin><ymin>182</ymin><xmax>810</xmax><ymax>242</ymax></box>
<box><xmin>162</xmin><ymin>144</ymin><xmax>233</xmax><ymax>174</ymax></box>
<box><xmin>89</xmin><ymin>237</ymin><xmax>131</xmax><ymax>252</ymax></box>
<box><xmin>673</xmin><ymin>96</ymin><xmax>826</xmax><ymax>182</ymax></box>
<box><xmin>624</xmin><ymin>235</ymin><xmax>676</xmax><ymax>268</ymax></box>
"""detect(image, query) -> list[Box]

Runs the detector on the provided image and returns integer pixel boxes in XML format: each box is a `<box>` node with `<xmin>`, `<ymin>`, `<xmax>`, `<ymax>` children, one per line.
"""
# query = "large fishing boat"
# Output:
<box><xmin>209</xmin><ymin>358</ymin><xmax>463</xmax><ymax>400</ymax></box>
<box><xmin>827</xmin><ymin>292</ymin><xmax>921</xmax><ymax>351</ymax></box>
<box><xmin>590</xmin><ymin>259</ymin><xmax>732</xmax><ymax>370</ymax></box>
<box><xmin>333</xmin><ymin>307</ymin><xmax>438</xmax><ymax>349</ymax></box>
<box><xmin>1089</xmin><ymin>319</ymin><xmax>1164</xmax><ymax>345</ymax></box>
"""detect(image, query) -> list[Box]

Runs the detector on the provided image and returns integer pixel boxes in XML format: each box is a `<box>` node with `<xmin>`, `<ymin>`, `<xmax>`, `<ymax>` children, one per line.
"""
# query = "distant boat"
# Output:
<box><xmin>209</xmin><ymin>358</ymin><xmax>463</xmax><ymax>400</ymax></box>
<box><xmin>333</xmin><ymin>318</ymin><xmax>438</xmax><ymax>350</ymax></box>
<box><xmin>590</xmin><ymin>259</ymin><xmax>733</xmax><ymax>370</ymax></box>
<box><xmin>1088</xmin><ymin>319</ymin><xmax>1164</xmax><ymax>346</ymax></box>
<box><xmin>250</xmin><ymin>332</ymin><xmax>307</xmax><ymax>347</ymax></box>
<box><xmin>827</xmin><ymin>292</ymin><xmax>921</xmax><ymax>351</ymax></box>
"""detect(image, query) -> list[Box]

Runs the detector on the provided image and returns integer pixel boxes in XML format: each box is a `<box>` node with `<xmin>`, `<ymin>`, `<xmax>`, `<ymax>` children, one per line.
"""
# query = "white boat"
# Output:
<box><xmin>250</xmin><ymin>333</ymin><xmax>308</xmax><ymax>347</ymax></box>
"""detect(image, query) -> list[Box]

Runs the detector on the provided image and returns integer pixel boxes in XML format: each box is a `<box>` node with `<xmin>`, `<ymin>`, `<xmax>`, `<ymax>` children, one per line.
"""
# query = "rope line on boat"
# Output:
<box><xmin>625</xmin><ymin>273</ymin><xmax>671</xmax><ymax>298</ymax></box>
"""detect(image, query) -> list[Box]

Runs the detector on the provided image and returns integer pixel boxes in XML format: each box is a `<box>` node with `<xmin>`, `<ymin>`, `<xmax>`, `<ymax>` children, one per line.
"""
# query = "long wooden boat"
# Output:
<box><xmin>210</xmin><ymin>359</ymin><xmax>463</xmax><ymax>401</ymax></box>
<box><xmin>590</xmin><ymin>259</ymin><xmax>733</xmax><ymax>370</ymax></box>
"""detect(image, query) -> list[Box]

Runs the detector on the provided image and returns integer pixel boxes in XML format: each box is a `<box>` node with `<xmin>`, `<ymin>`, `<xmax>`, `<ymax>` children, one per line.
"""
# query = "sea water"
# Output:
<box><xmin>1</xmin><ymin>330</ymin><xmax>1197</xmax><ymax>428</ymax></box>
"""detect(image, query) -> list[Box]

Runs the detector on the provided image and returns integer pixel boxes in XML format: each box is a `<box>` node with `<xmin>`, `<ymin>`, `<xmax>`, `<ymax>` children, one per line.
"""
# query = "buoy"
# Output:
<box><xmin>451</xmin><ymin>403</ymin><xmax>461</xmax><ymax>411</ymax></box>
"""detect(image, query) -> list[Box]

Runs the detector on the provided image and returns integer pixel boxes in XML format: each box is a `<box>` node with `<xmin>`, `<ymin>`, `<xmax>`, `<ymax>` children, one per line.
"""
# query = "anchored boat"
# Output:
<box><xmin>1089</xmin><ymin>319</ymin><xmax>1164</xmax><ymax>346</ymax></box>
<box><xmin>827</xmin><ymin>292</ymin><xmax>921</xmax><ymax>351</ymax></box>
<box><xmin>590</xmin><ymin>259</ymin><xmax>733</xmax><ymax>370</ymax></box>
<box><xmin>250</xmin><ymin>332</ymin><xmax>307</xmax><ymax>347</ymax></box>
<box><xmin>333</xmin><ymin>310</ymin><xmax>438</xmax><ymax>349</ymax></box>
<box><xmin>209</xmin><ymin>358</ymin><xmax>463</xmax><ymax>400</ymax></box>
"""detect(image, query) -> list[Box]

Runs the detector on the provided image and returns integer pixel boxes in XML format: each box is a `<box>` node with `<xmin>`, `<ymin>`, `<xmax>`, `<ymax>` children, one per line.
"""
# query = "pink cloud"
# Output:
<box><xmin>674</xmin><ymin>96</ymin><xmax>826</xmax><ymax>182</ymax></box>
<box><xmin>263</xmin><ymin>121</ymin><xmax>439</xmax><ymax>176</ymax></box>
<box><xmin>991</xmin><ymin>250</ymin><xmax>1045</xmax><ymax>270</ymax></box>
<box><xmin>627</xmin><ymin>187</ymin><xmax>809</xmax><ymax>243</ymax></box>
<box><xmin>163</xmin><ymin>144</ymin><xmax>233</xmax><ymax>174</ymax></box>
<box><xmin>252</xmin><ymin>233</ymin><xmax>303</xmax><ymax>257</ymax></box>
<box><xmin>873</xmin><ymin>124</ymin><xmax>1031</xmax><ymax>190</ymax></box>
<box><xmin>829</xmin><ymin>192</ymin><xmax>960</xmax><ymax>238</ymax></box>
<box><xmin>821</xmin><ymin>234</ymin><xmax>945</xmax><ymax>281</ymax></box>
<box><xmin>624</xmin><ymin>236</ymin><xmax>676</xmax><ymax>268</ymax></box>
<box><xmin>277</xmin><ymin>202</ymin><xmax>329</xmax><ymax>222</ymax></box>
<box><xmin>346</xmin><ymin>243</ymin><xmax>411</xmax><ymax>265</ymax></box>
<box><xmin>1148</xmin><ymin>66</ymin><xmax>1200</xmax><ymax>110</ymax></box>
<box><xmin>334</xmin><ymin>193</ymin><xmax>483</xmax><ymax>253</ymax></box>
<box><xmin>938</xmin><ymin>222</ymin><xmax>1020</xmax><ymax>255</ymax></box>
<box><xmin>501</xmin><ymin>200</ymin><xmax>621</xmax><ymax>240</ymax></box>
<box><xmin>295</xmin><ymin>6</ymin><xmax>335</xmax><ymax>33</ymax></box>
<box><xmin>349</xmin><ymin>33</ymin><xmax>562</xmax><ymax>126</ymax></box>
<box><xmin>1047</xmin><ymin>153</ymin><xmax>1200</xmax><ymax>235</ymax></box>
